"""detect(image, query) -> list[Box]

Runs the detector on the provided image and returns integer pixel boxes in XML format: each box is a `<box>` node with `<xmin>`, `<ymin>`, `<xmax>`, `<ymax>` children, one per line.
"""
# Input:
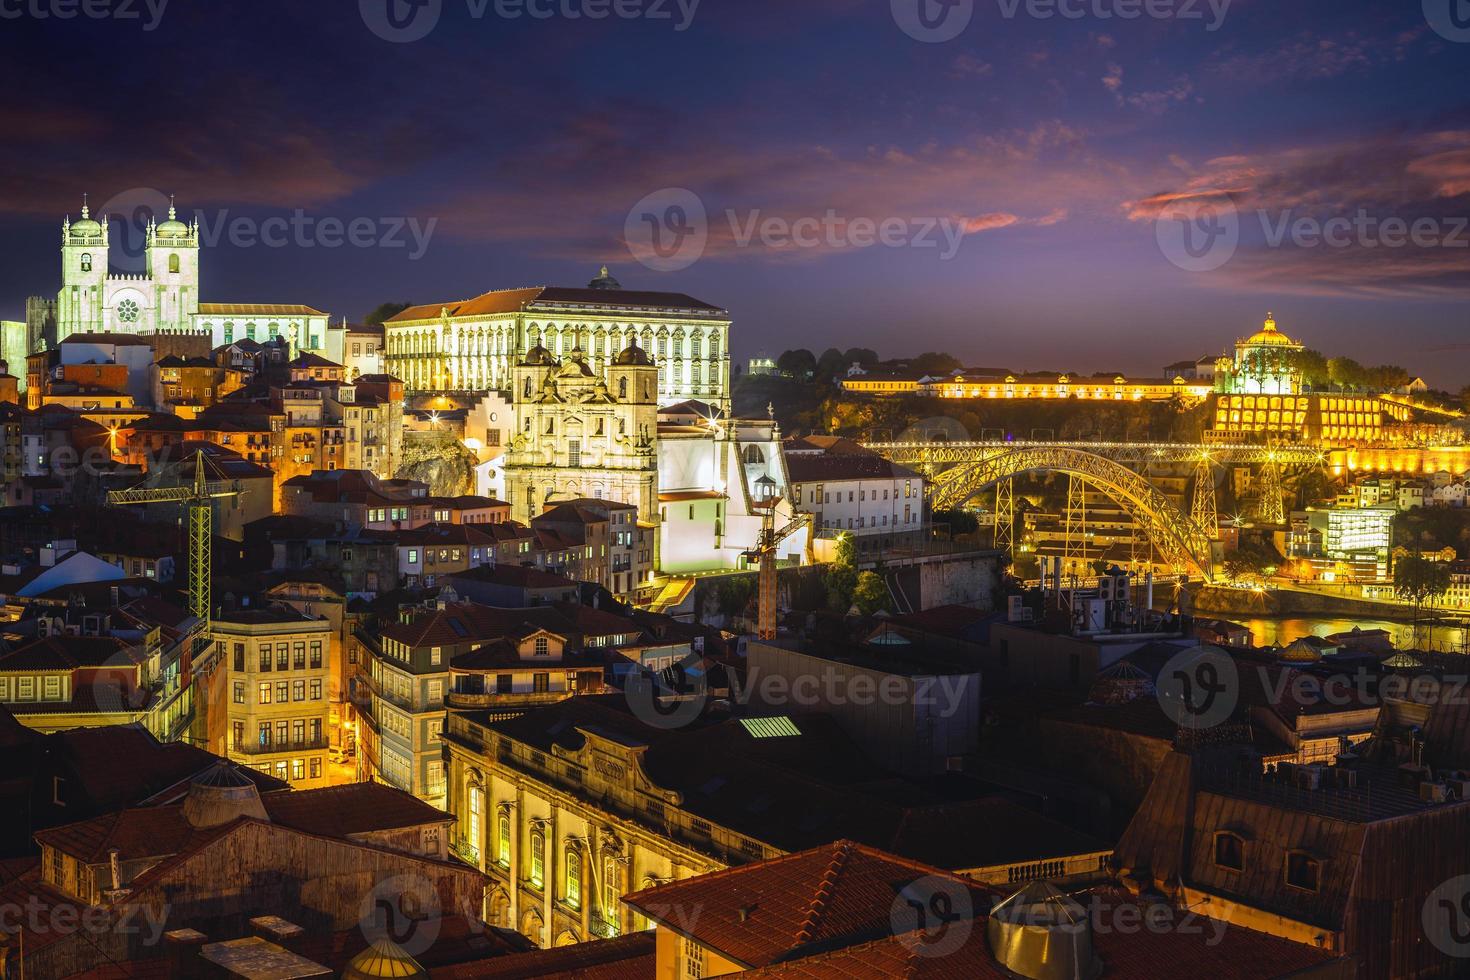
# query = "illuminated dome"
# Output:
<box><xmin>521</xmin><ymin>344</ymin><xmax>557</xmax><ymax>367</ymax></box>
<box><xmin>69</xmin><ymin>200</ymin><xmax>102</xmax><ymax>238</ymax></box>
<box><xmin>1244</xmin><ymin>314</ymin><xmax>1296</xmax><ymax>347</ymax></box>
<box><xmin>342</xmin><ymin>938</ymin><xmax>428</xmax><ymax>980</ymax></box>
<box><xmin>556</xmin><ymin>347</ymin><xmax>595</xmax><ymax>378</ymax></box>
<box><xmin>614</xmin><ymin>342</ymin><xmax>653</xmax><ymax>367</ymax></box>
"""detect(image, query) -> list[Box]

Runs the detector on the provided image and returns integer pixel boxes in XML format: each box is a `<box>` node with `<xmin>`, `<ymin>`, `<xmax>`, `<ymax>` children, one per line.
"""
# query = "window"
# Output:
<box><xmin>310</xmin><ymin>757</ymin><xmax>321</xmax><ymax>779</ymax></box>
<box><xmin>496</xmin><ymin>674</ymin><xmax>513</xmax><ymax>694</ymax></box>
<box><xmin>291</xmin><ymin>758</ymin><xmax>305</xmax><ymax>781</ymax></box>
<box><xmin>293</xmin><ymin>643</ymin><xmax>306</xmax><ymax>670</ymax></box>
<box><xmin>603</xmin><ymin>857</ymin><xmax>621</xmax><ymax>934</ymax></box>
<box><xmin>1286</xmin><ymin>852</ymin><xmax>1320</xmax><ymax>892</ymax></box>
<box><xmin>565</xmin><ymin>849</ymin><xmax>582</xmax><ymax>909</ymax></box>
<box><xmin>233</xmin><ymin>643</ymin><xmax>245</xmax><ymax>672</ymax></box>
<box><xmin>1214</xmin><ymin>832</ymin><xmax>1244</xmax><ymax>871</ymax></box>
<box><xmin>276</xmin><ymin>645</ymin><xmax>289</xmax><ymax>670</ymax></box>
<box><xmin>533</xmin><ymin>673</ymin><xmax>550</xmax><ymax>693</ymax></box>
<box><xmin>234</xmin><ymin>682</ymin><xmax>246</xmax><ymax>704</ymax></box>
<box><xmin>232</xmin><ymin>721</ymin><xmax>244</xmax><ymax>748</ymax></box>
<box><xmin>683</xmin><ymin>936</ymin><xmax>706</xmax><ymax>980</ymax></box>
<box><xmin>310</xmin><ymin>642</ymin><xmax>322</xmax><ymax>669</ymax></box>
<box><xmin>276</xmin><ymin>681</ymin><xmax>289</xmax><ymax>703</ymax></box>
<box><xmin>168</xmin><ymin>253</ymin><xmax>180</xmax><ymax>273</ymax></box>
<box><xmin>497</xmin><ymin>811</ymin><xmax>511</xmax><ymax>868</ymax></box>
<box><xmin>258</xmin><ymin>682</ymin><xmax>272</xmax><ymax>704</ymax></box>
<box><xmin>292</xmin><ymin>680</ymin><xmax>306</xmax><ymax>702</ymax></box>
<box><xmin>534</xmin><ymin>636</ymin><xmax>549</xmax><ymax>657</ymax></box>
<box><xmin>258</xmin><ymin>722</ymin><xmax>272</xmax><ymax>747</ymax></box>
<box><xmin>530</xmin><ymin>831</ymin><xmax>546</xmax><ymax>888</ymax></box>
<box><xmin>310</xmin><ymin>679</ymin><xmax>322</xmax><ymax>700</ymax></box>
<box><xmin>259</xmin><ymin>645</ymin><xmax>272</xmax><ymax>672</ymax></box>
<box><xmin>80</xmin><ymin>253</ymin><xmax>92</xmax><ymax>272</ymax></box>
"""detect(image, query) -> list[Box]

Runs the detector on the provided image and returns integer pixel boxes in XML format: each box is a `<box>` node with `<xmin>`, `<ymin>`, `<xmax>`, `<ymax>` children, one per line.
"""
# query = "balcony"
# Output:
<box><xmin>236</xmin><ymin>735</ymin><xmax>329</xmax><ymax>756</ymax></box>
<box><xmin>444</xmin><ymin>688</ymin><xmax>573</xmax><ymax>711</ymax></box>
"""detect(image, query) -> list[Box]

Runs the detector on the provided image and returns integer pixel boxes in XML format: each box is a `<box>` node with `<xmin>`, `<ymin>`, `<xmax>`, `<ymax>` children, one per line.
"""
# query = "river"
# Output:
<box><xmin>1239</xmin><ymin>616</ymin><xmax>1470</xmax><ymax>654</ymax></box>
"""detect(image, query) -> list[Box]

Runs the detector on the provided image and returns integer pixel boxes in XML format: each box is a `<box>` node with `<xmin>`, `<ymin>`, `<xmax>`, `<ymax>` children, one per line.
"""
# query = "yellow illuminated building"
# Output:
<box><xmin>922</xmin><ymin>373</ymin><xmax>1212</xmax><ymax>404</ymax></box>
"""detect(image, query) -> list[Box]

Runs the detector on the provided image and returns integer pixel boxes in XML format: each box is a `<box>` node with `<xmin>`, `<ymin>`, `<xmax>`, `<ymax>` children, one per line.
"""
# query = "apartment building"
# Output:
<box><xmin>213</xmin><ymin>607</ymin><xmax>333</xmax><ymax>788</ymax></box>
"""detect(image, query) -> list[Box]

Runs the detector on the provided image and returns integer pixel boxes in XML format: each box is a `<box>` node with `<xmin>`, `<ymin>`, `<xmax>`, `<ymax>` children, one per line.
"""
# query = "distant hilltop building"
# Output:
<box><xmin>1212</xmin><ymin>312</ymin><xmax>1304</xmax><ymax>396</ymax></box>
<box><xmin>51</xmin><ymin>195</ymin><xmax>342</xmax><ymax>362</ymax></box>
<box><xmin>381</xmin><ymin>267</ymin><xmax>731</xmax><ymax>411</ymax></box>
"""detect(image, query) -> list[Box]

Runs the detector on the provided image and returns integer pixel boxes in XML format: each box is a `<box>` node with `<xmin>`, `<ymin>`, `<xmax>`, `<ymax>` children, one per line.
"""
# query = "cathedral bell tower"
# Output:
<box><xmin>146</xmin><ymin>196</ymin><xmax>201</xmax><ymax>333</ymax></box>
<box><xmin>58</xmin><ymin>196</ymin><xmax>107</xmax><ymax>341</ymax></box>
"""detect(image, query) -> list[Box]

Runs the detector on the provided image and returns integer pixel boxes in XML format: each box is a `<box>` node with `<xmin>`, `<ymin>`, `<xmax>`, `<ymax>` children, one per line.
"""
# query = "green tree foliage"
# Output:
<box><xmin>842</xmin><ymin>348</ymin><xmax>880</xmax><ymax>367</ymax></box>
<box><xmin>365</xmin><ymin>301</ymin><xmax>412</xmax><ymax>326</ymax></box>
<box><xmin>776</xmin><ymin>349</ymin><xmax>817</xmax><ymax>380</ymax></box>
<box><xmin>934</xmin><ymin>508</ymin><xmax>980</xmax><ymax>536</ymax></box>
<box><xmin>852</xmin><ymin>571</ymin><xmax>891</xmax><ymax>615</ymax></box>
<box><xmin>826</xmin><ymin>564</ymin><xmax>858</xmax><ymax>612</ymax></box>
<box><xmin>1394</xmin><ymin>554</ymin><xmax>1452</xmax><ymax>616</ymax></box>
<box><xmin>1289</xmin><ymin>349</ymin><xmax>1331</xmax><ymax>388</ymax></box>
<box><xmin>910</xmin><ymin>351</ymin><xmax>962</xmax><ymax>375</ymax></box>
<box><xmin>815</xmin><ymin>348</ymin><xmax>848</xmax><ymax>381</ymax></box>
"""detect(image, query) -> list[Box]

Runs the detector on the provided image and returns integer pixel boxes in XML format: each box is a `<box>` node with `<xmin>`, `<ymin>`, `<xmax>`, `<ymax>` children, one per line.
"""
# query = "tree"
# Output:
<box><xmin>934</xmin><ymin>508</ymin><xmax>979</xmax><ymax>537</ymax></box>
<box><xmin>1394</xmin><ymin>554</ymin><xmax>1451</xmax><ymax>613</ymax></box>
<box><xmin>852</xmin><ymin>571</ymin><xmax>891</xmax><ymax>615</ymax></box>
<box><xmin>815</xmin><ymin>347</ymin><xmax>848</xmax><ymax>381</ymax></box>
<box><xmin>1289</xmin><ymin>348</ymin><xmax>1330</xmax><ymax>388</ymax></box>
<box><xmin>1327</xmin><ymin>357</ymin><xmax>1366</xmax><ymax>390</ymax></box>
<box><xmin>776</xmin><ymin>349</ymin><xmax>816</xmax><ymax>380</ymax></box>
<box><xmin>842</xmin><ymin>348</ymin><xmax>879</xmax><ymax>367</ymax></box>
<box><xmin>911</xmin><ymin>351</ymin><xmax>962</xmax><ymax>376</ymax></box>
<box><xmin>365</xmin><ymin>301</ymin><xmax>412</xmax><ymax>326</ymax></box>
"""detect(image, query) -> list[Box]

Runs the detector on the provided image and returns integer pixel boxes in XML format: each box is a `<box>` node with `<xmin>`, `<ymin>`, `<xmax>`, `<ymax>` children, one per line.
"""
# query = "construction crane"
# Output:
<box><xmin>748</xmin><ymin>500</ymin><xmax>813</xmax><ymax>640</ymax></box>
<box><xmin>107</xmin><ymin>448</ymin><xmax>245</xmax><ymax>625</ymax></box>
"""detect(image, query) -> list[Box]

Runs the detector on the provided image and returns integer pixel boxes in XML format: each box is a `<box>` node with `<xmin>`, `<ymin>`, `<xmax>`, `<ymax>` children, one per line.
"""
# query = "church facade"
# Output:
<box><xmin>382</xmin><ymin>269</ymin><xmax>732</xmax><ymax>411</ymax></box>
<box><xmin>504</xmin><ymin>340</ymin><xmax>661</xmax><ymax>526</ymax></box>
<box><xmin>52</xmin><ymin>198</ymin><xmax>341</xmax><ymax>362</ymax></box>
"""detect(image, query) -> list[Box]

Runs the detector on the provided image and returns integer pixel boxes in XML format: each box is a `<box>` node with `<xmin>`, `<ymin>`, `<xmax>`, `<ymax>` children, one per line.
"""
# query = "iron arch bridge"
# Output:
<box><xmin>866</xmin><ymin>442</ymin><xmax>1323</xmax><ymax>582</ymax></box>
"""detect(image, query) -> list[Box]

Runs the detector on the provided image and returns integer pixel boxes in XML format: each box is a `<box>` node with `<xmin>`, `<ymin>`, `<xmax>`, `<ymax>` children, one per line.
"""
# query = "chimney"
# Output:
<box><xmin>110</xmin><ymin>586</ymin><xmax>120</xmax><ymax>608</ymax></box>
<box><xmin>164</xmin><ymin>928</ymin><xmax>208</xmax><ymax>979</ymax></box>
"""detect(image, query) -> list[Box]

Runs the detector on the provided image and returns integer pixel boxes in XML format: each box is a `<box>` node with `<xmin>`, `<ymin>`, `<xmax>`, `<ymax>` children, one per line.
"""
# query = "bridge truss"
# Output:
<box><xmin>867</xmin><ymin>441</ymin><xmax>1325</xmax><ymax>581</ymax></box>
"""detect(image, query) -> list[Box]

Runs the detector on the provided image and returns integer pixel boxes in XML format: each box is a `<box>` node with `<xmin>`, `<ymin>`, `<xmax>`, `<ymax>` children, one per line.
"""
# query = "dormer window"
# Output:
<box><xmin>1213</xmin><ymin>832</ymin><xmax>1244</xmax><ymax>871</ymax></box>
<box><xmin>1285</xmin><ymin>851</ymin><xmax>1320</xmax><ymax>892</ymax></box>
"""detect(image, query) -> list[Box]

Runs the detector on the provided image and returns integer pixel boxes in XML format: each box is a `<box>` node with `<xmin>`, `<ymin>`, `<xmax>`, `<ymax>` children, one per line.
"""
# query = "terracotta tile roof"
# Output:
<box><xmin>447</xmin><ymin>564</ymin><xmax>579</xmax><ymax>590</ymax></box>
<box><xmin>198</xmin><ymin>303</ymin><xmax>328</xmax><ymax>316</ymax></box>
<box><xmin>783</xmin><ymin>451</ymin><xmax>920</xmax><ymax>484</ymax></box>
<box><xmin>58</xmin><ymin>332</ymin><xmax>153</xmax><ymax>346</ymax></box>
<box><xmin>38</xmin><ymin>782</ymin><xmax>450</xmax><ymax>865</ymax></box>
<box><xmin>380</xmin><ymin>601</ymin><xmax>567</xmax><ymax>648</ymax></box>
<box><xmin>623</xmin><ymin>840</ymin><xmax>994</xmax><ymax>969</ymax></box>
<box><xmin>658</xmin><ymin>490</ymin><xmax>728</xmax><ymax>502</ymax></box>
<box><xmin>0</xmin><ymin>634</ymin><xmax>139</xmax><ymax>671</ymax></box>
<box><xmin>387</xmin><ymin>286</ymin><xmax>725</xmax><ymax>323</ymax></box>
<box><xmin>260</xmin><ymin>782</ymin><xmax>451</xmax><ymax>837</ymax></box>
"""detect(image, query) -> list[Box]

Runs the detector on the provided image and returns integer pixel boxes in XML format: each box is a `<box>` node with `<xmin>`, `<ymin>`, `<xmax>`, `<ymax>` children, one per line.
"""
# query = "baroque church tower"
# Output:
<box><xmin>57</xmin><ymin>196</ymin><xmax>200</xmax><ymax>341</ymax></box>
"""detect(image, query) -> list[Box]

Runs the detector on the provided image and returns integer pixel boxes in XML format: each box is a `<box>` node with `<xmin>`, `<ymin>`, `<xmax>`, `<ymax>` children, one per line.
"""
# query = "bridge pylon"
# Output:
<box><xmin>1192</xmin><ymin>454</ymin><xmax>1219</xmax><ymax>541</ymax></box>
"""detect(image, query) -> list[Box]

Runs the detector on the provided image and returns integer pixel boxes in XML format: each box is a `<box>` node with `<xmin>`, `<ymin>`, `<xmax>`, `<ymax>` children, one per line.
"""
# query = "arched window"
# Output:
<box><xmin>245</xmin><ymin>322</ymin><xmax>257</xmax><ymax>341</ymax></box>
<box><xmin>530</xmin><ymin>830</ymin><xmax>546</xmax><ymax>888</ymax></box>
<box><xmin>497</xmin><ymin>812</ymin><xmax>511</xmax><ymax>868</ymax></box>
<box><xmin>565</xmin><ymin>849</ymin><xmax>582</xmax><ymax>909</ymax></box>
<box><xmin>618</xmin><ymin>377</ymin><xmax>627</xmax><ymax>399</ymax></box>
<box><xmin>168</xmin><ymin>253</ymin><xmax>180</xmax><ymax>274</ymax></box>
<box><xmin>523</xmin><ymin>377</ymin><xmax>532</xmax><ymax>399</ymax></box>
<box><xmin>80</xmin><ymin>253</ymin><xmax>92</xmax><ymax>272</ymax></box>
<box><xmin>743</xmin><ymin>445</ymin><xmax>765</xmax><ymax>465</ymax></box>
<box><xmin>223</xmin><ymin>321</ymin><xmax>234</xmax><ymax>344</ymax></box>
<box><xmin>1213</xmin><ymin>832</ymin><xmax>1243</xmax><ymax>871</ymax></box>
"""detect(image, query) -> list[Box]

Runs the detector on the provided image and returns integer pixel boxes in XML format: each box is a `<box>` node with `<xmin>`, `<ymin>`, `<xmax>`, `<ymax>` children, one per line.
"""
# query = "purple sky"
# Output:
<box><xmin>2</xmin><ymin>0</ymin><xmax>1468</xmax><ymax>383</ymax></box>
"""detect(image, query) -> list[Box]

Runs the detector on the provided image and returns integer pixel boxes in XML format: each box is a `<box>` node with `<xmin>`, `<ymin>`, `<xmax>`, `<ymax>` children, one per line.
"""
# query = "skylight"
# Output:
<box><xmin>739</xmin><ymin>717</ymin><xmax>800</xmax><ymax>739</ymax></box>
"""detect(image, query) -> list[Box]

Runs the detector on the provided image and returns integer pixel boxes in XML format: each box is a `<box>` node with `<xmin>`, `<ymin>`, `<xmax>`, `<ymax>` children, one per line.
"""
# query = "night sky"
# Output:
<box><xmin>3</xmin><ymin>0</ymin><xmax>1468</xmax><ymax>383</ymax></box>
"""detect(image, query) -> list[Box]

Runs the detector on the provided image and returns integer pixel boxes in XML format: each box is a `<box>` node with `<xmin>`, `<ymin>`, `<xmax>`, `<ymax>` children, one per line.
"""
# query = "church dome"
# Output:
<box><xmin>1244</xmin><ymin>314</ymin><xmax>1297</xmax><ymax>347</ymax></box>
<box><xmin>181</xmin><ymin>760</ymin><xmax>270</xmax><ymax>829</ymax></box>
<box><xmin>614</xmin><ymin>342</ymin><xmax>653</xmax><ymax>367</ymax></box>
<box><xmin>588</xmin><ymin>265</ymin><xmax>622</xmax><ymax>290</ymax></box>
<box><xmin>521</xmin><ymin>344</ymin><xmax>557</xmax><ymax>367</ymax></box>
<box><xmin>155</xmin><ymin>197</ymin><xmax>188</xmax><ymax>237</ymax></box>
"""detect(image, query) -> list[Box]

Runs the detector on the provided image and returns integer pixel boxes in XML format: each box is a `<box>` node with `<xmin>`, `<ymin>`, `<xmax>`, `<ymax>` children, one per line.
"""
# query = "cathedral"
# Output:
<box><xmin>49</xmin><ymin>196</ymin><xmax>341</xmax><ymax>361</ymax></box>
